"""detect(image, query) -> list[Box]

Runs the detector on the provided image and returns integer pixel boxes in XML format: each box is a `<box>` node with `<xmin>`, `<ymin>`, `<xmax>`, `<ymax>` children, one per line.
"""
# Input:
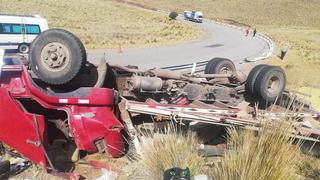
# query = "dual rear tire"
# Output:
<box><xmin>204</xmin><ymin>58</ymin><xmax>286</xmax><ymax>103</ymax></box>
<box><xmin>246</xmin><ymin>65</ymin><xmax>286</xmax><ymax>102</ymax></box>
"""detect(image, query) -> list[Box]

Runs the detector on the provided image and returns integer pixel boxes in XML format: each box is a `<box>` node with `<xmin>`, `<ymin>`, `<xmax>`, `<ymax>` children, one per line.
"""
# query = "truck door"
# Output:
<box><xmin>0</xmin><ymin>89</ymin><xmax>47</xmax><ymax>168</ymax></box>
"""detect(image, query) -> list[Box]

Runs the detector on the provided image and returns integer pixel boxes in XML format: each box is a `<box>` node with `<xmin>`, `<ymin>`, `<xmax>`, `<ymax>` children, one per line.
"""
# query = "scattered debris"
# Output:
<box><xmin>94</xmin><ymin>169</ymin><xmax>118</xmax><ymax>180</ymax></box>
<box><xmin>164</xmin><ymin>167</ymin><xmax>191</xmax><ymax>180</ymax></box>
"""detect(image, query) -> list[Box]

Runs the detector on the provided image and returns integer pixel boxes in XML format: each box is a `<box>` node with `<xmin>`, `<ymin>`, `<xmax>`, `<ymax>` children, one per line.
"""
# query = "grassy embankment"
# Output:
<box><xmin>133</xmin><ymin>122</ymin><xmax>319</xmax><ymax>179</ymax></box>
<box><xmin>0</xmin><ymin>0</ymin><xmax>202</xmax><ymax>49</ymax></box>
<box><xmin>127</xmin><ymin>0</ymin><xmax>320</xmax><ymax>108</ymax></box>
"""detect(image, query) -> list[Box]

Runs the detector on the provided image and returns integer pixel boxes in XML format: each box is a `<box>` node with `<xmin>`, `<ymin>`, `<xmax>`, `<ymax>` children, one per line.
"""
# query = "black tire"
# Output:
<box><xmin>254</xmin><ymin>66</ymin><xmax>286</xmax><ymax>102</ymax></box>
<box><xmin>18</xmin><ymin>43</ymin><xmax>29</xmax><ymax>54</ymax></box>
<box><xmin>245</xmin><ymin>64</ymin><xmax>269</xmax><ymax>94</ymax></box>
<box><xmin>0</xmin><ymin>160</ymin><xmax>10</xmax><ymax>179</ymax></box>
<box><xmin>204</xmin><ymin>58</ymin><xmax>236</xmax><ymax>75</ymax></box>
<box><xmin>29</xmin><ymin>28</ymin><xmax>86</xmax><ymax>85</ymax></box>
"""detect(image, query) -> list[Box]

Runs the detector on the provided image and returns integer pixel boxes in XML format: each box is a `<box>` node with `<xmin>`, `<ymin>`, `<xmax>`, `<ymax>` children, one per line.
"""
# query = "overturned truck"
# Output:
<box><xmin>0</xmin><ymin>29</ymin><xmax>319</xmax><ymax>173</ymax></box>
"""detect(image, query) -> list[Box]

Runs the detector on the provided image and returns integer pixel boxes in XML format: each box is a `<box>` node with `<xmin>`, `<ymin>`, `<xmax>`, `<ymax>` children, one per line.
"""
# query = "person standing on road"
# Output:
<box><xmin>245</xmin><ymin>28</ymin><xmax>250</xmax><ymax>36</ymax></box>
<box><xmin>280</xmin><ymin>43</ymin><xmax>289</xmax><ymax>60</ymax></box>
<box><xmin>253</xmin><ymin>28</ymin><xmax>257</xmax><ymax>37</ymax></box>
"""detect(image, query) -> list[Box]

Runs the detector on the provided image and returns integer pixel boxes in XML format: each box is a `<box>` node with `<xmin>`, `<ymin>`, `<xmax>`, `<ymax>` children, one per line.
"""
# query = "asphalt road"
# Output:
<box><xmin>88</xmin><ymin>19</ymin><xmax>271</xmax><ymax>72</ymax></box>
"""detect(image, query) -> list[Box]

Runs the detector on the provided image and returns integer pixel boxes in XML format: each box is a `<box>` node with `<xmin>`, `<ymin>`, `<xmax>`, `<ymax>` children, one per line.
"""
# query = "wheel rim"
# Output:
<box><xmin>219</xmin><ymin>66</ymin><xmax>233</xmax><ymax>74</ymax></box>
<box><xmin>267</xmin><ymin>76</ymin><xmax>281</xmax><ymax>94</ymax></box>
<box><xmin>40</xmin><ymin>42</ymin><xmax>70</xmax><ymax>72</ymax></box>
<box><xmin>20</xmin><ymin>45</ymin><xmax>28</xmax><ymax>53</ymax></box>
<box><xmin>21</xmin><ymin>46</ymin><xmax>26</xmax><ymax>52</ymax></box>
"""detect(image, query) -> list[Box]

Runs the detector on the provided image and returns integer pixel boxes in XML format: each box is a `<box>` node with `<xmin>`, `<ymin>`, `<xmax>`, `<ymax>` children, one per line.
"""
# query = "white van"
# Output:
<box><xmin>184</xmin><ymin>11</ymin><xmax>203</xmax><ymax>23</ymax></box>
<box><xmin>0</xmin><ymin>14</ymin><xmax>48</xmax><ymax>53</ymax></box>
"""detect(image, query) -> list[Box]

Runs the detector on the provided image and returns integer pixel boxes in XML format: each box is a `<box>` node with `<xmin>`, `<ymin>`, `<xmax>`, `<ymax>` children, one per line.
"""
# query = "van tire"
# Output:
<box><xmin>29</xmin><ymin>29</ymin><xmax>86</xmax><ymax>85</ymax></box>
<box><xmin>254</xmin><ymin>66</ymin><xmax>286</xmax><ymax>102</ymax></box>
<box><xmin>245</xmin><ymin>64</ymin><xmax>269</xmax><ymax>94</ymax></box>
<box><xmin>18</xmin><ymin>43</ymin><xmax>29</xmax><ymax>54</ymax></box>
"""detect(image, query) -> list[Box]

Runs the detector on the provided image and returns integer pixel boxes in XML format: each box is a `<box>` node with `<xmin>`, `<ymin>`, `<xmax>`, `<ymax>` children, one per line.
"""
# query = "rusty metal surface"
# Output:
<box><xmin>111</xmin><ymin>63</ymin><xmax>320</xmax><ymax>144</ymax></box>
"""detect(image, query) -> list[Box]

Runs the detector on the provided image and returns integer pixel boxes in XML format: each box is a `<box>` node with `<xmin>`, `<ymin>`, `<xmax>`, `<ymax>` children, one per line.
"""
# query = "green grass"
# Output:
<box><xmin>0</xmin><ymin>0</ymin><xmax>202</xmax><ymax>49</ymax></box>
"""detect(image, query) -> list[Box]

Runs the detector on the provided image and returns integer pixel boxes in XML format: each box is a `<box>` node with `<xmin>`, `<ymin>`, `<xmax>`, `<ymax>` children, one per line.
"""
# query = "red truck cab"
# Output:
<box><xmin>0</xmin><ymin>53</ymin><xmax>124</xmax><ymax>171</ymax></box>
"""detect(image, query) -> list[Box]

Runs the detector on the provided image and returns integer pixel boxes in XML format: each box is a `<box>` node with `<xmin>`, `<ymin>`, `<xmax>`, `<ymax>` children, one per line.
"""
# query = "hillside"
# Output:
<box><xmin>127</xmin><ymin>0</ymin><xmax>320</xmax><ymax>101</ymax></box>
<box><xmin>0</xmin><ymin>0</ymin><xmax>202</xmax><ymax>49</ymax></box>
<box><xmin>127</xmin><ymin>0</ymin><xmax>320</xmax><ymax>28</ymax></box>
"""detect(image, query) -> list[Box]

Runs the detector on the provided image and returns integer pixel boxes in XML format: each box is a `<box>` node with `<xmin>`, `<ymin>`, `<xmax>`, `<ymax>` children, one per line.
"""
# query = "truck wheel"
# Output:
<box><xmin>205</xmin><ymin>58</ymin><xmax>236</xmax><ymax>75</ymax></box>
<box><xmin>18</xmin><ymin>43</ymin><xmax>29</xmax><ymax>54</ymax></box>
<box><xmin>254</xmin><ymin>66</ymin><xmax>286</xmax><ymax>102</ymax></box>
<box><xmin>29</xmin><ymin>29</ymin><xmax>86</xmax><ymax>85</ymax></box>
<box><xmin>245</xmin><ymin>64</ymin><xmax>269</xmax><ymax>94</ymax></box>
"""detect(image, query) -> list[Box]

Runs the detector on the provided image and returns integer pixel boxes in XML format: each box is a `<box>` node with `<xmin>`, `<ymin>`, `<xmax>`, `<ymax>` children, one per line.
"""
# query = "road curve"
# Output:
<box><xmin>88</xmin><ymin>19</ymin><xmax>271</xmax><ymax>72</ymax></box>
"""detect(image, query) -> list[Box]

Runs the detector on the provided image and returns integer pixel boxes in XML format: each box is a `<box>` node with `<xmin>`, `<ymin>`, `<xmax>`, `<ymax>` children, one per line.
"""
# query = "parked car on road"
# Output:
<box><xmin>184</xmin><ymin>10</ymin><xmax>203</xmax><ymax>23</ymax></box>
<box><xmin>0</xmin><ymin>14</ymin><xmax>48</xmax><ymax>54</ymax></box>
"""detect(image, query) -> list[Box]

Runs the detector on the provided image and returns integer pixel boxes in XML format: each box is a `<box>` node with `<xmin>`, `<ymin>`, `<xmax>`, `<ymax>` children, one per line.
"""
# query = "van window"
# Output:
<box><xmin>12</xmin><ymin>24</ymin><xmax>22</xmax><ymax>33</ymax></box>
<box><xmin>0</xmin><ymin>24</ymin><xmax>22</xmax><ymax>34</ymax></box>
<box><xmin>0</xmin><ymin>23</ymin><xmax>41</xmax><ymax>34</ymax></box>
<box><xmin>3</xmin><ymin>24</ymin><xmax>11</xmax><ymax>33</ymax></box>
<box><xmin>25</xmin><ymin>24</ymin><xmax>40</xmax><ymax>34</ymax></box>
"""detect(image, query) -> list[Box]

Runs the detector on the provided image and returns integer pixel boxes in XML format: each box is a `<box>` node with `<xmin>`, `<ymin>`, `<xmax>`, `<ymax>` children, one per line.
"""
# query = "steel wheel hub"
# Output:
<box><xmin>267</xmin><ymin>76</ymin><xmax>280</xmax><ymax>94</ymax></box>
<box><xmin>220</xmin><ymin>67</ymin><xmax>232</xmax><ymax>74</ymax></box>
<box><xmin>40</xmin><ymin>42</ymin><xmax>70</xmax><ymax>71</ymax></box>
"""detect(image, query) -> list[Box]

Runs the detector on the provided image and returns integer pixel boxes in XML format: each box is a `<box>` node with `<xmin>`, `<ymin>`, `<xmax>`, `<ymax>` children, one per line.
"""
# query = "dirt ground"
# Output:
<box><xmin>10</xmin><ymin>153</ymin><xmax>130</xmax><ymax>180</ymax></box>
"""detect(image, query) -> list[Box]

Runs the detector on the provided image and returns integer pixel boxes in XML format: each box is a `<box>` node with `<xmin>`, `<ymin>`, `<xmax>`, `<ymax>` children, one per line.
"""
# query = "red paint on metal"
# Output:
<box><xmin>0</xmin><ymin>90</ymin><xmax>47</xmax><ymax>168</ymax></box>
<box><xmin>0</xmin><ymin>65</ymin><xmax>124</xmax><ymax>169</ymax></box>
<box><xmin>176</xmin><ymin>97</ymin><xmax>188</xmax><ymax>105</ymax></box>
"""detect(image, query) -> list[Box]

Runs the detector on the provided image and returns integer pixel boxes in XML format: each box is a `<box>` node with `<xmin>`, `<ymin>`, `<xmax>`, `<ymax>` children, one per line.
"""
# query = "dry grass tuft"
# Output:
<box><xmin>210</xmin><ymin>123</ymin><xmax>301</xmax><ymax>180</ymax></box>
<box><xmin>138</xmin><ymin>131</ymin><xmax>205</xmax><ymax>180</ymax></box>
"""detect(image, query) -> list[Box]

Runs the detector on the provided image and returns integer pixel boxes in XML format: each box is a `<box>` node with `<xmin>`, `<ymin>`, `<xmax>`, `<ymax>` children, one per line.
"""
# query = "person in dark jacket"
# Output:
<box><xmin>253</xmin><ymin>28</ymin><xmax>257</xmax><ymax>37</ymax></box>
